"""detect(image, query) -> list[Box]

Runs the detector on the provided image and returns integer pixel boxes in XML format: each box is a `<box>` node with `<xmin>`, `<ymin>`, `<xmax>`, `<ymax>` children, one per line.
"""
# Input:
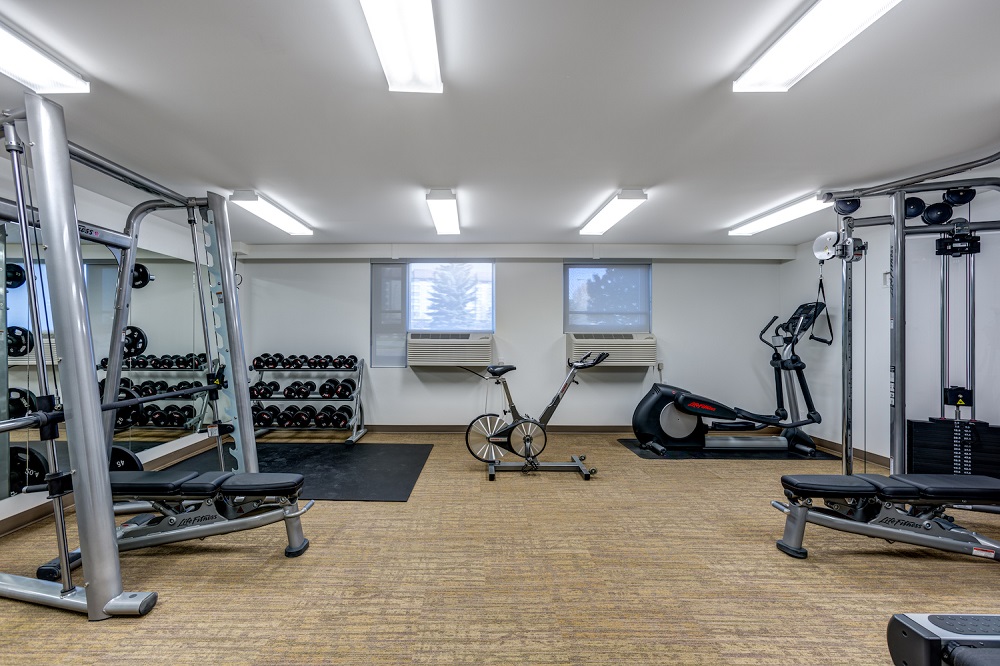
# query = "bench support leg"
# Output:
<box><xmin>283</xmin><ymin>501</ymin><xmax>310</xmax><ymax>557</ymax></box>
<box><xmin>777</xmin><ymin>503</ymin><xmax>809</xmax><ymax>558</ymax></box>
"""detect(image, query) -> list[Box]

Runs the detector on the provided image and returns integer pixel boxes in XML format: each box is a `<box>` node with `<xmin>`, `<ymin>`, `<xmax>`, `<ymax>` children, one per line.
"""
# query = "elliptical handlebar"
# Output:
<box><xmin>758</xmin><ymin>315</ymin><xmax>779</xmax><ymax>350</ymax></box>
<box><xmin>569</xmin><ymin>351</ymin><xmax>610</xmax><ymax>369</ymax></box>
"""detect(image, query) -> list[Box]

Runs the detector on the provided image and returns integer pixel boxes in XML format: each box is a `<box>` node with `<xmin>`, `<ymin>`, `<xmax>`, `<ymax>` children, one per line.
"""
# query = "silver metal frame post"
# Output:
<box><xmin>841</xmin><ymin>219</ymin><xmax>854</xmax><ymax>475</ymax></box>
<box><xmin>205</xmin><ymin>192</ymin><xmax>257</xmax><ymax>472</ymax></box>
<box><xmin>4</xmin><ymin>121</ymin><xmax>75</xmax><ymax>593</ymax></box>
<box><xmin>889</xmin><ymin>191</ymin><xmax>907</xmax><ymax>474</ymax></box>
<box><xmin>24</xmin><ymin>93</ymin><xmax>153</xmax><ymax>619</ymax></box>
<box><xmin>101</xmin><ymin>199</ymin><xmax>176</xmax><ymax>450</ymax></box>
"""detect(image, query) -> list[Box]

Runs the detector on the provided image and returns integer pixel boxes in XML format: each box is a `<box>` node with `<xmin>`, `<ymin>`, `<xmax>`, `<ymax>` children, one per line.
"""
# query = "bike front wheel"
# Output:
<box><xmin>466</xmin><ymin>413</ymin><xmax>510</xmax><ymax>462</ymax></box>
<box><xmin>509</xmin><ymin>418</ymin><xmax>547</xmax><ymax>458</ymax></box>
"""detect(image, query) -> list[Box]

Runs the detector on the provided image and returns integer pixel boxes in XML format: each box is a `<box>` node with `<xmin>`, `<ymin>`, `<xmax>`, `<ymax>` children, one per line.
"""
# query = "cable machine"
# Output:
<box><xmin>816</xmin><ymin>155</ymin><xmax>1000</xmax><ymax>475</ymax></box>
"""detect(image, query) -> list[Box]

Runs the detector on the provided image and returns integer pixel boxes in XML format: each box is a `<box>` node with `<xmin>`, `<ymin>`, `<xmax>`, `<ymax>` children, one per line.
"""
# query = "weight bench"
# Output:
<box><xmin>771</xmin><ymin>473</ymin><xmax>1000</xmax><ymax>561</ymax></box>
<box><xmin>37</xmin><ymin>469</ymin><xmax>313</xmax><ymax>582</ymax></box>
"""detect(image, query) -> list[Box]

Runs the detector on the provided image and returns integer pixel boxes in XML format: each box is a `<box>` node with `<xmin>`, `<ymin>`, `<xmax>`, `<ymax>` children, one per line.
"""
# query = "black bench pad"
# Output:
<box><xmin>221</xmin><ymin>473</ymin><xmax>304</xmax><ymax>496</ymax></box>
<box><xmin>891</xmin><ymin>474</ymin><xmax>1000</xmax><ymax>501</ymax></box>
<box><xmin>110</xmin><ymin>470</ymin><xmax>199</xmax><ymax>495</ymax></box>
<box><xmin>180</xmin><ymin>471</ymin><xmax>235</xmax><ymax>495</ymax></box>
<box><xmin>856</xmin><ymin>474</ymin><xmax>922</xmax><ymax>500</ymax></box>
<box><xmin>781</xmin><ymin>474</ymin><xmax>878</xmax><ymax>498</ymax></box>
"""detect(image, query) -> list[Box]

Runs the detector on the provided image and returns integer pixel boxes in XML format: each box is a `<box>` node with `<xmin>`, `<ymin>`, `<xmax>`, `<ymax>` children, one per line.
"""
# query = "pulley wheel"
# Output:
<box><xmin>812</xmin><ymin>231</ymin><xmax>839</xmax><ymax>261</ymax></box>
<box><xmin>660</xmin><ymin>402</ymin><xmax>699</xmax><ymax>439</ymax></box>
<box><xmin>122</xmin><ymin>326</ymin><xmax>148</xmax><ymax>358</ymax></box>
<box><xmin>7</xmin><ymin>326</ymin><xmax>34</xmax><ymax>357</ymax></box>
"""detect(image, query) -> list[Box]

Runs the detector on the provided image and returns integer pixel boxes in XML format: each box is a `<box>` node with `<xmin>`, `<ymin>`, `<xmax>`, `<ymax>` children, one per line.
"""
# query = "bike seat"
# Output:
<box><xmin>486</xmin><ymin>364</ymin><xmax>516</xmax><ymax>377</ymax></box>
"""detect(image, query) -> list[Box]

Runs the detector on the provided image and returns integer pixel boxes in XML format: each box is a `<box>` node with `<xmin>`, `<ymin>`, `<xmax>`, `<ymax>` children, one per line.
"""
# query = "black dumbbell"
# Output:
<box><xmin>315</xmin><ymin>405</ymin><xmax>338</xmax><ymax>428</ymax></box>
<box><xmin>297</xmin><ymin>381</ymin><xmax>316</xmax><ymax>399</ymax></box>
<box><xmin>275</xmin><ymin>406</ymin><xmax>300</xmax><ymax>428</ymax></box>
<box><xmin>283</xmin><ymin>381</ymin><xmax>303</xmax><ymax>399</ymax></box>
<box><xmin>343</xmin><ymin>355</ymin><xmax>358</xmax><ymax>370</ymax></box>
<box><xmin>252</xmin><ymin>355</ymin><xmax>266</xmax><ymax>370</ymax></box>
<box><xmin>154</xmin><ymin>381</ymin><xmax>169</xmax><ymax>393</ymax></box>
<box><xmin>158</xmin><ymin>355</ymin><xmax>174</xmax><ymax>369</ymax></box>
<box><xmin>180</xmin><ymin>405</ymin><xmax>196</xmax><ymax>420</ymax></box>
<box><xmin>331</xmin><ymin>405</ymin><xmax>354</xmax><ymax>429</ymax></box>
<box><xmin>334</xmin><ymin>378</ymin><xmax>357</xmax><ymax>399</ymax></box>
<box><xmin>331</xmin><ymin>355</ymin><xmax>346</xmax><ymax>369</ymax></box>
<box><xmin>265</xmin><ymin>353</ymin><xmax>282</xmax><ymax>369</ymax></box>
<box><xmin>197</xmin><ymin>352</ymin><xmax>208</xmax><ymax>367</ymax></box>
<box><xmin>257</xmin><ymin>381</ymin><xmax>274</xmax><ymax>399</ymax></box>
<box><xmin>292</xmin><ymin>405</ymin><xmax>317</xmax><ymax>427</ymax></box>
<box><xmin>149</xmin><ymin>405</ymin><xmax>169</xmax><ymax>427</ymax></box>
<box><xmin>138</xmin><ymin>381</ymin><xmax>157</xmax><ymax>398</ymax></box>
<box><xmin>319</xmin><ymin>379</ymin><xmax>340</xmax><ymax>399</ymax></box>
<box><xmin>133</xmin><ymin>355</ymin><xmax>149</xmax><ymax>369</ymax></box>
<box><xmin>175</xmin><ymin>380</ymin><xmax>193</xmax><ymax>391</ymax></box>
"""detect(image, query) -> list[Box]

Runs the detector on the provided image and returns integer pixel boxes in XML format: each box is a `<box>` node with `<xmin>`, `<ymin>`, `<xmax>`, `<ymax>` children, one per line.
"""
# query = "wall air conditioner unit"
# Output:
<box><xmin>407</xmin><ymin>333</ymin><xmax>494</xmax><ymax>367</ymax></box>
<box><xmin>565</xmin><ymin>332</ymin><xmax>657</xmax><ymax>367</ymax></box>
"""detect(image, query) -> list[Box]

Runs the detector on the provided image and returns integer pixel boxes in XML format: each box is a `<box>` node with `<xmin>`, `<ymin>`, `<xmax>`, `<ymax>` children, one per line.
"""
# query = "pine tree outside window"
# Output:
<box><xmin>564</xmin><ymin>263</ymin><xmax>651</xmax><ymax>333</ymax></box>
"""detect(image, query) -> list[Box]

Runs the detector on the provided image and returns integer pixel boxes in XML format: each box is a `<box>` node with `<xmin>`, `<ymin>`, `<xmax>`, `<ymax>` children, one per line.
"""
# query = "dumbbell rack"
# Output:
<box><xmin>99</xmin><ymin>364</ymin><xmax>212</xmax><ymax>430</ymax></box>
<box><xmin>251</xmin><ymin>358</ymin><xmax>367</xmax><ymax>444</ymax></box>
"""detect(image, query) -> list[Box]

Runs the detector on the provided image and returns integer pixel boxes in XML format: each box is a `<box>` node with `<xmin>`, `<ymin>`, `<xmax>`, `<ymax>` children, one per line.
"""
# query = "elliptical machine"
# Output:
<box><xmin>631</xmin><ymin>302</ymin><xmax>825</xmax><ymax>456</ymax></box>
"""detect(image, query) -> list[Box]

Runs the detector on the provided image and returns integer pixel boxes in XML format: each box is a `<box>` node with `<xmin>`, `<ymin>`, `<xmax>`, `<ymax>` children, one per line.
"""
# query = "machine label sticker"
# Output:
<box><xmin>877</xmin><ymin>516</ymin><xmax>923</xmax><ymax>529</ymax></box>
<box><xmin>177</xmin><ymin>514</ymin><xmax>221</xmax><ymax>528</ymax></box>
<box><xmin>687</xmin><ymin>402</ymin><xmax>716</xmax><ymax>412</ymax></box>
<box><xmin>488</xmin><ymin>437</ymin><xmax>507</xmax><ymax>443</ymax></box>
<box><xmin>972</xmin><ymin>547</ymin><xmax>995</xmax><ymax>559</ymax></box>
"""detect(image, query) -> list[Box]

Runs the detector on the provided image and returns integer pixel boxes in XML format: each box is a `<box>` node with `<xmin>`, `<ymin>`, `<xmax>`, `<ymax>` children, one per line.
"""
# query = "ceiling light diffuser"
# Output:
<box><xmin>733</xmin><ymin>0</ymin><xmax>904</xmax><ymax>92</ymax></box>
<box><xmin>0</xmin><ymin>21</ymin><xmax>89</xmax><ymax>93</ymax></box>
<box><xmin>426</xmin><ymin>189</ymin><xmax>459</xmax><ymax>235</ymax></box>
<box><xmin>728</xmin><ymin>194</ymin><xmax>831</xmax><ymax>236</ymax></box>
<box><xmin>229</xmin><ymin>190</ymin><xmax>313</xmax><ymax>236</ymax></box>
<box><xmin>579</xmin><ymin>190</ymin><xmax>647</xmax><ymax>236</ymax></box>
<box><xmin>360</xmin><ymin>0</ymin><xmax>443</xmax><ymax>93</ymax></box>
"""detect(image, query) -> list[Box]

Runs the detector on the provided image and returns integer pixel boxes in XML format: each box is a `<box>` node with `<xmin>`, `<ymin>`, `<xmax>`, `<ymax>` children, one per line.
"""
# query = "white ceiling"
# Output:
<box><xmin>2</xmin><ymin>0</ymin><xmax>1000</xmax><ymax>248</ymax></box>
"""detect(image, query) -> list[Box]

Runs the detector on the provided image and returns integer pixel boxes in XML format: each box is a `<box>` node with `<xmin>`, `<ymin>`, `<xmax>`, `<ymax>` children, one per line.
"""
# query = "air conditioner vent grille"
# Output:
<box><xmin>565</xmin><ymin>332</ymin><xmax>656</xmax><ymax>366</ymax></box>
<box><xmin>407</xmin><ymin>333</ymin><xmax>494</xmax><ymax>367</ymax></box>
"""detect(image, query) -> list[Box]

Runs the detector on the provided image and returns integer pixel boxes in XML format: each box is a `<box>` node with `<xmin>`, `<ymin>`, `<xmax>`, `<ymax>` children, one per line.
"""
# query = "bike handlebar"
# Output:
<box><xmin>569</xmin><ymin>351</ymin><xmax>610</xmax><ymax>369</ymax></box>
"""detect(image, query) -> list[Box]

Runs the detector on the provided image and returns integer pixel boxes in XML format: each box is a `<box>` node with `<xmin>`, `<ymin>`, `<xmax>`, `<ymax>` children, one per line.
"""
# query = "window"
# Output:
<box><xmin>564</xmin><ymin>263</ymin><xmax>651</xmax><ymax>332</ymax></box>
<box><xmin>371</xmin><ymin>261</ymin><xmax>495</xmax><ymax>367</ymax></box>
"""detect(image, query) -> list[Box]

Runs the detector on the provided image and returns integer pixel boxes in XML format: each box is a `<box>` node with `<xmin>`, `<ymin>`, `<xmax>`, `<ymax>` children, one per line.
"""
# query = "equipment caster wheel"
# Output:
<box><xmin>579</xmin><ymin>455</ymin><xmax>586</xmax><ymax>461</ymax></box>
<box><xmin>590</xmin><ymin>468</ymin><xmax>597</xmax><ymax>475</ymax></box>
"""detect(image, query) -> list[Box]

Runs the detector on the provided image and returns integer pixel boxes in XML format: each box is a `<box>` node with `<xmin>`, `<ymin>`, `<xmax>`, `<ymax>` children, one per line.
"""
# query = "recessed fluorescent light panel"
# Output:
<box><xmin>579</xmin><ymin>189</ymin><xmax>647</xmax><ymax>236</ymax></box>
<box><xmin>0</xmin><ymin>21</ymin><xmax>89</xmax><ymax>93</ymax></box>
<box><xmin>733</xmin><ymin>0</ymin><xmax>904</xmax><ymax>92</ymax></box>
<box><xmin>728</xmin><ymin>195</ymin><xmax>831</xmax><ymax>236</ymax></box>
<box><xmin>360</xmin><ymin>0</ymin><xmax>443</xmax><ymax>93</ymax></box>
<box><xmin>426</xmin><ymin>189</ymin><xmax>460</xmax><ymax>235</ymax></box>
<box><xmin>229</xmin><ymin>190</ymin><xmax>313</xmax><ymax>236</ymax></box>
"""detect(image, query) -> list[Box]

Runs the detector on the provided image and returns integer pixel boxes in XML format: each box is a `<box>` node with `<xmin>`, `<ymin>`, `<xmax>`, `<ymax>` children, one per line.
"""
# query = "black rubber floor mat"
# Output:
<box><xmin>168</xmin><ymin>442</ymin><xmax>433</xmax><ymax>501</ymax></box>
<box><xmin>617</xmin><ymin>438</ymin><xmax>838</xmax><ymax>461</ymax></box>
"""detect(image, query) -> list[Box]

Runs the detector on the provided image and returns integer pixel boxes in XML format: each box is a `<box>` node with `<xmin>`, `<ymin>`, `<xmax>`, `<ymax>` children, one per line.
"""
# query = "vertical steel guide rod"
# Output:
<box><xmin>967</xmin><ymin>250</ymin><xmax>975</xmax><ymax>421</ymax></box>
<box><xmin>941</xmin><ymin>247</ymin><xmax>949</xmax><ymax>420</ymax></box>
<box><xmin>187</xmin><ymin>207</ymin><xmax>224</xmax><ymax>469</ymax></box>
<box><xmin>841</xmin><ymin>217</ymin><xmax>853</xmax><ymax>475</ymax></box>
<box><xmin>3</xmin><ymin>121</ymin><xmax>75</xmax><ymax>594</ymax></box>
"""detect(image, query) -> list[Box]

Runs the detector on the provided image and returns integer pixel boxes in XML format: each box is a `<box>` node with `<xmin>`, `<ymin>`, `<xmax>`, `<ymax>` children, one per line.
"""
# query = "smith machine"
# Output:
<box><xmin>0</xmin><ymin>93</ymin><xmax>311</xmax><ymax>620</ymax></box>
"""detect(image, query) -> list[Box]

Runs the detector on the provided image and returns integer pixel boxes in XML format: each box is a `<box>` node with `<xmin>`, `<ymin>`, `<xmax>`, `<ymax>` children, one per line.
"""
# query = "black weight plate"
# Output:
<box><xmin>8</xmin><ymin>446</ymin><xmax>47</xmax><ymax>496</ymax></box>
<box><xmin>7</xmin><ymin>326</ymin><xmax>34</xmax><ymax>358</ymax></box>
<box><xmin>122</xmin><ymin>326</ymin><xmax>147</xmax><ymax>358</ymax></box>
<box><xmin>8</xmin><ymin>387</ymin><xmax>37</xmax><ymax>419</ymax></box>
<box><xmin>109</xmin><ymin>445</ymin><xmax>143</xmax><ymax>471</ymax></box>
<box><xmin>5</xmin><ymin>263</ymin><xmax>26</xmax><ymax>289</ymax></box>
<box><xmin>131</xmin><ymin>263</ymin><xmax>152</xmax><ymax>289</ymax></box>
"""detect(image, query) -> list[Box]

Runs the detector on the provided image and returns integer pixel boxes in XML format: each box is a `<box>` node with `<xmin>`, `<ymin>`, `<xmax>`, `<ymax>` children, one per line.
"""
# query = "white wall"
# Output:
<box><xmin>239</xmin><ymin>257</ymin><xmax>786</xmax><ymax>427</ymax></box>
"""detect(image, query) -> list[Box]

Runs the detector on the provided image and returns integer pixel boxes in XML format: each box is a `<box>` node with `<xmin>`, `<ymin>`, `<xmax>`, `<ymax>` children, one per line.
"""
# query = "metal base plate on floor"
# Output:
<box><xmin>487</xmin><ymin>455</ymin><xmax>594</xmax><ymax>481</ymax></box>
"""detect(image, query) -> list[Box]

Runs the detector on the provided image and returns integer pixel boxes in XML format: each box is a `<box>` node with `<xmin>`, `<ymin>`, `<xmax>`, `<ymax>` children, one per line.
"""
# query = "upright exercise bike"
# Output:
<box><xmin>466</xmin><ymin>351</ymin><xmax>609</xmax><ymax>480</ymax></box>
<box><xmin>631</xmin><ymin>302</ymin><xmax>825</xmax><ymax>456</ymax></box>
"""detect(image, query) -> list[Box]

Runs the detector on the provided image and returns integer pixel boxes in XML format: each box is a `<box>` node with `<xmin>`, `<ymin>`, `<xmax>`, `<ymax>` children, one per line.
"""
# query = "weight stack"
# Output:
<box><xmin>907</xmin><ymin>418</ymin><xmax>1000</xmax><ymax>477</ymax></box>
